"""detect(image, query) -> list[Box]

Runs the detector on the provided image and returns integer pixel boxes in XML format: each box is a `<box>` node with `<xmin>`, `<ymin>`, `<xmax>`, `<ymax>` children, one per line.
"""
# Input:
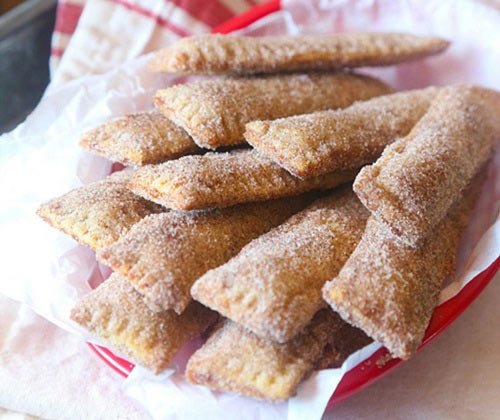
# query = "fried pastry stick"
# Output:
<box><xmin>191</xmin><ymin>187</ymin><xmax>368</xmax><ymax>342</ymax></box>
<box><xmin>154</xmin><ymin>72</ymin><xmax>391</xmax><ymax>149</ymax></box>
<box><xmin>150</xmin><ymin>33</ymin><xmax>449</xmax><ymax>75</ymax></box>
<box><xmin>186</xmin><ymin>311</ymin><xmax>370</xmax><ymax>401</ymax></box>
<box><xmin>245</xmin><ymin>87</ymin><xmax>437</xmax><ymax>178</ymax></box>
<box><xmin>353</xmin><ymin>85</ymin><xmax>499</xmax><ymax>247</ymax></box>
<box><xmin>323</xmin><ymin>173</ymin><xmax>484</xmax><ymax>360</ymax></box>
<box><xmin>70</xmin><ymin>274</ymin><xmax>217</xmax><ymax>373</ymax></box>
<box><xmin>98</xmin><ymin>195</ymin><xmax>312</xmax><ymax>314</ymax></box>
<box><xmin>80</xmin><ymin>110</ymin><xmax>200</xmax><ymax>166</ymax></box>
<box><xmin>129</xmin><ymin>149</ymin><xmax>357</xmax><ymax>210</ymax></box>
<box><xmin>36</xmin><ymin>170</ymin><xmax>163</xmax><ymax>251</ymax></box>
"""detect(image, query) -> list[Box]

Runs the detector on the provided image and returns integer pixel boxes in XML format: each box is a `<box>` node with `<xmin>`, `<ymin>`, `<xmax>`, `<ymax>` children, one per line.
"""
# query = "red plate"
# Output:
<box><xmin>88</xmin><ymin>0</ymin><xmax>500</xmax><ymax>410</ymax></box>
<box><xmin>88</xmin><ymin>257</ymin><xmax>499</xmax><ymax>407</ymax></box>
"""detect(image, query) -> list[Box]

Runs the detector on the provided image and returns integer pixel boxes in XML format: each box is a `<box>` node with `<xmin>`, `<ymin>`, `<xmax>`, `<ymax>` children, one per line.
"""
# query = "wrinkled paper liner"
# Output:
<box><xmin>0</xmin><ymin>0</ymin><xmax>499</xmax><ymax>419</ymax></box>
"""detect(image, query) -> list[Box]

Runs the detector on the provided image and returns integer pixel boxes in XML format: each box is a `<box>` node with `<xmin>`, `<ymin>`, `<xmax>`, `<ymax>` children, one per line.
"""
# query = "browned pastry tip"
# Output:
<box><xmin>70</xmin><ymin>274</ymin><xmax>217</xmax><ymax>373</ymax></box>
<box><xmin>245</xmin><ymin>87</ymin><xmax>438</xmax><ymax>178</ymax></box>
<box><xmin>353</xmin><ymin>85</ymin><xmax>499</xmax><ymax>247</ymax></box>
<box><xmin>129</xmin><ymin>149</ymin><xmax>358</xmax><ymax>211</ymax></box>
<box><xmin>36</xmin><ymin>170</ymin><xmax>163</xmax><ymax>251</ymax></box>
<box><xmin>323</xmin><ymin>171</ymin><xmax>486</xmax><ymax>359</ymax></box>
<box><xmin>154</xmin><ymin>72</ymin><xmax>392</xmax><ymax>149</ymax></box>
<box><xmin>79</xmin><ymin>110</ymin><xmax>200</xmax><ymax>166</ymax></box>
<box><xmin>150</xmin><ymin>33</ymin><xmax>449</xmax><ymax>75</ymax></box>
<box><xmin>98</xmin><ymin>194</ymin><xmax>312</xmax><ymax>314</ymax></box>
<box><xmin>191</xmin><ymin>187</ymin><xmax>369</xmax><ymax>343</ymax></box>
<box><xmin>185</xmin><ymin>310</ymin><xmax>345</xmax><ymax>401</ymax></box>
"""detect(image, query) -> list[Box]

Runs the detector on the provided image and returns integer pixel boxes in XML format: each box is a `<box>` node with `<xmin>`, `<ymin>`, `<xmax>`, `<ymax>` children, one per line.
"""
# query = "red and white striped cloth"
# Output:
<box><xmin>50</xmin><ymin>0</ymin><xmax>264</xmax><ymax>83</ymax></box>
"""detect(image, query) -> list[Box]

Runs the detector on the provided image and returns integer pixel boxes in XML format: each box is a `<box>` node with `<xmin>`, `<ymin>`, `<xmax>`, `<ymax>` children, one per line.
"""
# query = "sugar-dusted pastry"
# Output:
<box><xmin>154</xmin><ymin>72</ymin><xmax>392</xmax><ymax>149</ymax></box>
<box><xmin>245</xmin><ymin>87</ymin><xmax>437</xmax><ymax>178</ymax></box>
<box><xmin>70</xmin><ymin>274</ymin><xmax>217</xmax><ymax>373</ymax></box>
<box><xmin>129</xmin><ymin>149</ymin><xmax>357</xmax><ymax>211</ymax></box>
<box><xmin>323</xmin><ymin>173</ymin><xmax>484</xmax><ymax>360</ymax></box>
<box><xmin>150</xmin><ymin>33</ymin><xmax>449</xmax><ymax>75</ymax></box>
<box><xmin>191</xmin><ymin>187</ymin><xmax>368</xmax><ymax>342</ymax></box>
<box><xmin>353</xmin><ymin>85</ymin><xmax>499</xmax><ymax>247</ymax></box>
<box><xmin>98</xmin><ymin>195</ymin><xmax>311</xmax><ymax>314</ymax></box>
<box><xmin>36</xmin><ymin>170</ymin><xmax>163</xmax><ymax>251</ymax></box>
<box><xmin>80</xmin><ymin>110</ymin><xmax>200</xmax><ymax>166</ymax></box>
<box><xmin>186</xmin><ymin>310</ymin><xmax>344</xmax><ymax>401</ymax></box>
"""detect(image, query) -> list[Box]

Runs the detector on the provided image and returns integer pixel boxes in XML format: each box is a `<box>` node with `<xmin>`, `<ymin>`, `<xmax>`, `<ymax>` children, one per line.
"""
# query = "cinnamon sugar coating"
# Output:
<box><xmin>150</xmin><ymin>33</ymin><xmax>449</xmax><ymax>75</ymax></box>
<box><xmin>185</xmin><ymin>310</ymin><xmax>345</xmax><ymax>401</ymax></box>
<box><xmin>353</xmin><ymin>85</ymin><xmax>499</xmax><ymax>247</ymax></box>
<box><xmin>154</xmin><ymin>72</ymin><xmax>392</xmax><ymax>149</ymax></box>
<box><xmin>36</xmin><ymin>171</ymin><xmax>163</xmax><ymax>251</ymax></box>
<box><xmin>245</xmin><ymin>87</ymin><xmax>437</xmax><ymax>178</ymax></box>
<box><xmin>323</xmin><ymin>174</ymin><xmax>484</xmax><ymax>359</ymax></box>
<box><xmin>98</xmin><ymin>195</ymin><xmax>311</xmax><ymax>314</ymax></box>
<box><xmin>129</xmin><ymin>149</ymin><xmax>357</xmax><ymax>210</ymax></box>
<box><xmin>191</xmin><ymin>187</ymin><xmax>369</xmax><ymax>342</ymax></box>
<box><xmin>70</xmin><ymin>274</ymin><xmax>217</xmax><ymax>373</ymax></box>
<box><xmin>80</xmin><ymin>110</ymin><xmax>199</xmax><ymax>166</ymax></box>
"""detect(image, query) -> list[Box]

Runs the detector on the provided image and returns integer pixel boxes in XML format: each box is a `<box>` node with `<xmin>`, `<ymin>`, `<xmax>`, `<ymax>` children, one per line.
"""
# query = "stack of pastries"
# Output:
<box><xmin>37</xmin><ymin>33</ymin><xmax>500</xmax><ymax>401</ymax></box>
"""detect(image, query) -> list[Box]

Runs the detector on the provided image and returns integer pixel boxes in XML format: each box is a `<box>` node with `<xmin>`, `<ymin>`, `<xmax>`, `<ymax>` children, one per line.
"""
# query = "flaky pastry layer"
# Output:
<box><xmin>150</xmin><ymin>33</ymin><xmax>449</xmax><ymax>75</ymax></box>
<box><xmin>98</xmin><ymin>195</ymin><xmax>312</xmax><ymax>314</ymax></box>
<box><xmin>70</xmin><ymin>274</ymin><xmax>217</xmax><ymax>373</ymax></box>
<box><xmin>353</xmin><ymin>85</ymin><xmax>499</xmax><ymax>247</ymax></box>
<box><xmin>36</xmin><ymin>170</ymin><xmax>163</xmax><ymax>251</ymax></box>
<box><xmin>191</xmin><ymin>187</ymin><xmax>369</xmax><ymax>342</ymax></box>
<box><xmin>129</xmin><ymin>149</ymin><xmax>357</xmax><ymax>210</ymax></box>
<box><xmin>186</xmin><ymin>310</ymin><xmax>345</xmax><ymax>401</ymax></box>
<box><xmin>154</xmin><ymin>72</ymin><xmax>391</xmax><ymax>148</ymax></box>
<box><xmin>323</xmin><ymin>173</ymin><xmax>485</xmax><ymax>359</ymax></box>
<box><xmin>245</xmin><ymin>87</ymin><xmax>437</xmax><ymax>178</ymax></box>
<box><xmin>80</xmin><ymin>110</ymin><xmax>199</xmax><ymax>166</ymax></box>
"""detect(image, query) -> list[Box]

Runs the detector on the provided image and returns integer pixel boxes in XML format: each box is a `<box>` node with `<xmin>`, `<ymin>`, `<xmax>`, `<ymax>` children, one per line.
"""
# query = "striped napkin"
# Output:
<box><xmin>49</xmin><ymin>0</ymin><xmax>264</xmax><ymax>84</ymax></box>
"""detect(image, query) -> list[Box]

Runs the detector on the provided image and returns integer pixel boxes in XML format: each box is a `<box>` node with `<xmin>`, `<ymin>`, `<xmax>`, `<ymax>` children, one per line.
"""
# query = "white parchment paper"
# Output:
<box><xmin>0</xmin><ymin>0</ymin><xmax>499</xmax><ymax>419</ymax></box>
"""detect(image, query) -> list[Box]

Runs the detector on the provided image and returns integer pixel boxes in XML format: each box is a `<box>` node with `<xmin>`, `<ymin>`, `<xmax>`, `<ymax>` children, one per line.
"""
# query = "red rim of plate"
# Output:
<box><xmin>87</xmin><ymin>0</ymin><xmax>500</xmax><ymax>409</ymax></box>
<box><xmin>87</xmin><ymin>257</ymin><xmax>499</xmax><ymax>403</ymax></box>
<box><xmin>211</xmin><ymin>0</ymin><xmax>281</xmax><ymax>34</ymax></box>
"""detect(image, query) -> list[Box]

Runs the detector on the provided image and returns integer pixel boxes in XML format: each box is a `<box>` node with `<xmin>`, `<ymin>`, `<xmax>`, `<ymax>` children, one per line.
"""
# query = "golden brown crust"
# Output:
<box><xmin>245</xmin><ymin>88</ymin><xmax>437</xmax><ymax>178</ymax></box>
<box><xmin>185</xmin><ymin>310</ymin><xmax>345</xmax><ymax>401</ymax></box>
<box><xmin>353</xmin><ymin>85</ymin><xmax>499</xmax><ymax>247</ymax></box>
<box><xmin>322</xmin><ymin>173</ymin><xmax>485</xmax><ymax>359</ymax></box>
<box><xmin>129</xmin><ymin>149</ymin><xmax>358</xmax><ymax>210</ymax></box>
<box><xmin>70</xmin><ymin>274</ymin><xmax>217</xmax><ymax>373</ymax></box>
<box><xmin>150</xmin><ymin>33</ymin><xmax>449</xmax><ymax>75</ymax></box>
<box><xmin>191</xmin><ymin>187</ymin><xmax>369</xmax><ymax>342</ymax></box>
<box><xmin>98</xmin><ymin>195</ymin><xmax>312</xmax><ymax>314</ymax></box>
<box><xmin>36</xmin><ymin>171</ymin><xmax>163</xmax><ymax>251</ymax></box>
<box><xmin>79</xmin><ymin>110</ymin><xmax>199</xmax><ymax>166</ymax></box>
<box><xmin>154</xmin><ymin>73</ymin><xmax>392</xmax><ymax>149</ymax></box>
